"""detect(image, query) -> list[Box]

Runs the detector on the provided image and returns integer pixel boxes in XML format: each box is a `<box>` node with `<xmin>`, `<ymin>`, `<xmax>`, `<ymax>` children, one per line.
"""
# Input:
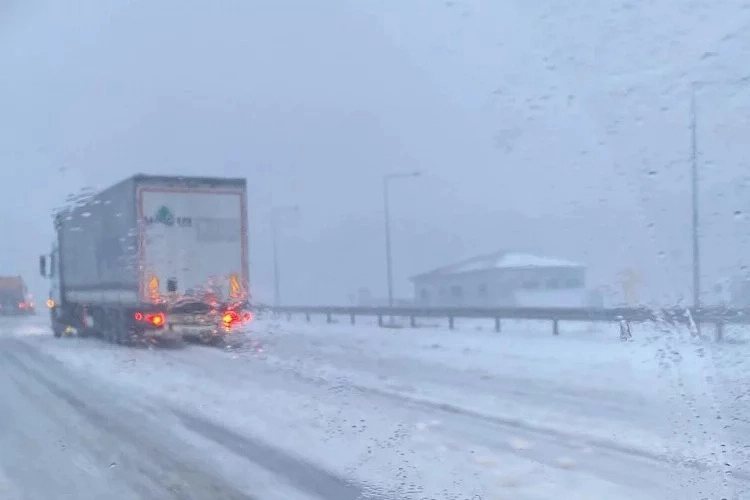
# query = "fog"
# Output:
<box><xmin>2</xmin><ymin>0</ymin><xmax>750</xmax><ymax>306</ymax></box>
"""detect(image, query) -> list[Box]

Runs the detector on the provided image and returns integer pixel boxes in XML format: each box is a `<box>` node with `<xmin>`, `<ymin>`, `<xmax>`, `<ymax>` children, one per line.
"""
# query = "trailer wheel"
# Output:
<box><xmin>123</xmin><ymin>328</ymin><xmax>146</xmax><ymax>348</ymax></box>
<box><xmin>206</xmin><ymin>335</ymin><xmax>227</xmax><ymax>348</ymax></box>
<box><xmin>102</xmin><ymin>323</ymin><xmax>116</xmax><ymax>344</ymax></box>
<box><xmin>106</xmin><ymin>309</ymin><xmax>125</xmax><ymax>345</ymax></box>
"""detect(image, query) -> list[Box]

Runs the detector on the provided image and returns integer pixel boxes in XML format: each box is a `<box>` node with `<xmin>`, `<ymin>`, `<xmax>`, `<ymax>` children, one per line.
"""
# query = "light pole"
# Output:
<box><xmin>271</xmin><ymin>205</ymin><xmax>299</xmax><ymax>307</ymax></box>
<box><xmin>690</xmin><ymin>82</ymin><xmax>700</xmax><ymax>312</ymax></box>
<box><xmin>383</xmin><ymin>171</ymin><xmax>421</xmax><ymax>308</ymax></box>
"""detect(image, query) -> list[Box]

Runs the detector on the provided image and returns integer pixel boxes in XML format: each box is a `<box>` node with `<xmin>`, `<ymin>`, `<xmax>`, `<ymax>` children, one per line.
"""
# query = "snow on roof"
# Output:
<box><xmin>411</xmin><ymin>250</ymin><xmax>584</xmax><ymax>281</ymax></box>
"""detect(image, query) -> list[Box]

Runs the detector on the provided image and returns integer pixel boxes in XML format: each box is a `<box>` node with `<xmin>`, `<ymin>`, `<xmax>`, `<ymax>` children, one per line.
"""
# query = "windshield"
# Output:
<box><xmin>2</xmin><ymin>2</ymin><xmax>750</xmax><ymax>499</ymax></box>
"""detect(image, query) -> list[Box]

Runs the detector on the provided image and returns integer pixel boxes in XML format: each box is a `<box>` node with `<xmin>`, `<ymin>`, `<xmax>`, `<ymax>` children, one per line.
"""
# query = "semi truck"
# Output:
<box><xmin>39</xmin><ymin>174</ymin><xmax>251</xmax><ymax>344</ymax></box>
<box><xmin>0</xmin><ymin>276</ymin><xmax>35</xmax><ymax>315</ymax></box>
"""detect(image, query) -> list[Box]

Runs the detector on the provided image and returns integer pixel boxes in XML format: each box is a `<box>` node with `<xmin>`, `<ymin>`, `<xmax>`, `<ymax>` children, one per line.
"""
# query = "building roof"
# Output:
<box><xmin>410</xmin><ymin>250</ymin><xmax>584</xmax><ymax>281</ymax></box>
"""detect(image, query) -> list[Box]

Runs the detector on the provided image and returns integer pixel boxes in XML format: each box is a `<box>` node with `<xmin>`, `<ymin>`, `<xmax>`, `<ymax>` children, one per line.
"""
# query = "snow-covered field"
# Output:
<box><xmin>4</xmin><ymin>314</ymin><xmax>749</xmax><ymax>499</ymax></box>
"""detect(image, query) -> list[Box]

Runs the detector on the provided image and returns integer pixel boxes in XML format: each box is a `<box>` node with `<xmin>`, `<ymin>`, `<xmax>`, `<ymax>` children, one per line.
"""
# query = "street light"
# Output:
<box><xmin>271</xmin><ymin>205</ymin><xmax>299</xmax><ymax>307</ymax></box>
<box><xmin>383</xmin><ymin>171</ymin><xmax>421</xmax><ymax>308</ymax></box>
<box><xmin>690</xmin><ymin>82</ymin><xmax>700</xmax><ymax>313</ymax></box>
<box><xmin>690</xmin><ymin>77</ymin><xmax>750</xmax><ymax>313</ymax></box>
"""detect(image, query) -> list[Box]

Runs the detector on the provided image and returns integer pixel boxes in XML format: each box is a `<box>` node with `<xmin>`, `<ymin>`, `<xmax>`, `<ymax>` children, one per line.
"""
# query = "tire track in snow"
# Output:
<box><xmin>0</xmin><ymin>339</ymin><xmax>256</xmax><ymax>500</ymax></box>
<box><xmin>172</xmin><ymin>408</ymin><xmax>402</xmax><ymax>500</ymax></box>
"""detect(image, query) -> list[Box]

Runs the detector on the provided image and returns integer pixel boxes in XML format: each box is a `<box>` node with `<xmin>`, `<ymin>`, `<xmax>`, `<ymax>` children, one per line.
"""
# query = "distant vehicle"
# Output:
<box><xmin>39</xmin><ymin>174</ymin><xmax>252</xmax><ymax>344</ymax></box>
<box><xmin>0</xmin><ymin>276</ymin><xmax>35</xmax><ymax>315</ymax></box>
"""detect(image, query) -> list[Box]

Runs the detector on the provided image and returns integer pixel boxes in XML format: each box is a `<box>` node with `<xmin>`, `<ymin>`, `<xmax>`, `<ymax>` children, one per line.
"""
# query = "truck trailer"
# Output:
<box><xmin>39</xmin><ymin>174</ymin><xmax>251</xmax><ymax>344</ymax></box>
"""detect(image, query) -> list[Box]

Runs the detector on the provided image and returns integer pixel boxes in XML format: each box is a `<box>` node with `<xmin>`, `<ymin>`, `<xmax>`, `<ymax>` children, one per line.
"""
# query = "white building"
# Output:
<box><xmin>411</xmin><ymin>250</ymin><xmax>587</xmax><ymax>308</ymax></box>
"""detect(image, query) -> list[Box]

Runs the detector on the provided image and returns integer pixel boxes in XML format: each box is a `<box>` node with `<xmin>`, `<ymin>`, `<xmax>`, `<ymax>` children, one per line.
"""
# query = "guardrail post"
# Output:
<box><xmin>350</xmin><ymin>313</ymin><xmax>355</xmax><ymax>325</ymax></box>
<box><xmin>378</xmin><ymin>314</ymin><xmax>383</xmax><ymax>327</ymax></box>
<box><xmin>495</xmin><ymin>317</ymin><xmax>501</xmax><ymax>332</ymax></box>
<box><xmin>305</xmin><ymin>312</ymin><xmax>311</xmax><ymax>322</ymax></box>
<box><xmin>326</xmin><ymin>312</ymin><xmax>332</xmax><ymax>324</ymax></box>
<box><xmin>552</xmin><ymin>319</ymin><xmax>559</xmax><ymax>336</ymax></box>
<box><xmin>448</xmin><ymin>316</ymin><xmax>454</xmax><ymax>330</ymax></box>
<box><xmin>715</xmin><ymin>321</ymin><xmax>724</xmax><ymax>342</ymax></box>
<box><xmin>286</xmin><ymin>313</ymin><xmax>292</xmax><ymax>321</ymax></box>
<box><xmin>410</xmin><ymin>316</ymin><xmax>416</xmax><ymax>328</ymax></box>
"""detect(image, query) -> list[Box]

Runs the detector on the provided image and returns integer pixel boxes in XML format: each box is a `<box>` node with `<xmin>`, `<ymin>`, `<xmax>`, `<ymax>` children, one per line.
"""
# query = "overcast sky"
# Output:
<box><xmin>2</xmin><ymin>0</ymin><xmax>750</xmax><ymax>306</ymax></box>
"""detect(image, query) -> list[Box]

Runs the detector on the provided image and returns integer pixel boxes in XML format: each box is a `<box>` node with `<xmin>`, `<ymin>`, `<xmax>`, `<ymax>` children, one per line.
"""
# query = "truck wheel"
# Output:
<box><xmin>123</xmin><ymin>329</ymin><xmax>144</xmax><ymax>348</ymax></box>
<box><xmin>114</xmin><ymin>323</ymin><xmax>129</xmax><ymax>345</ymax></box>
<box><xmin>51</xmin><ymin>321</ymin><xmax>63</xmax><ymax>338</ymax></box>
<box><xmin>207</xmin><ymin>335</ymin><xmax>227</xmax><ymax>348</ymax></box>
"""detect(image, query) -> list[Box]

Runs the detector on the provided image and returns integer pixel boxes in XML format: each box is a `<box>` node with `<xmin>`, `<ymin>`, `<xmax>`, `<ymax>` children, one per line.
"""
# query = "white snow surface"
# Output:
<box><xmin>9</xmin><ymin>314</ymin><xmax>750</xmax><ymax>499</ymax></box>
<box><xmin>413</xmin><ymin>250</ymin><xmax>583</xmax><ymax>278</ymax></box>
<box><xmin>244</xmin><ymin>316</ymin><xmax>730</xmax><ymax>459</ymax></box>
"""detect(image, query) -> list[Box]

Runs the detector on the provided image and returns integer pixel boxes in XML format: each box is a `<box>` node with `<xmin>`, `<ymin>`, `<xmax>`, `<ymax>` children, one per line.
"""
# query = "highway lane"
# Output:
<box><xmin>3</xmin><ymin>314</ymin><xmax>746</xmax><ymax>499</ymax></box>
<box><xmin>0</xmin><ymin>336</ymin><xmax>255</xmax><ymax>500</ymax></box>
<box><xmin>224</xmin><ymin>318</ymin><xmax>744</xmax><ymax>499</ymax></box>
<box><xmin>0</xmin><ymin>322</ymin><xmax>397</xmax><ymax>500</ymax></box>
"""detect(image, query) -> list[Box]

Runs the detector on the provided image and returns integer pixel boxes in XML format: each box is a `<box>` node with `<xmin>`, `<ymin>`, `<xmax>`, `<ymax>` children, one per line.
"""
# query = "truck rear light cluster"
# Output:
<box><xmin>222</xmin><ymin>310</ymin><xmax>240</xmax><ymax>328</ymax></box>
<box><xmin>221</xmin><ymin>310</ymin><xmax>253</xmax><ymax>330</ymax></box>
<box><xmin>134</xmin><ymin>311</ymin><xmax>166</xmax><ymax>327</ymax></box>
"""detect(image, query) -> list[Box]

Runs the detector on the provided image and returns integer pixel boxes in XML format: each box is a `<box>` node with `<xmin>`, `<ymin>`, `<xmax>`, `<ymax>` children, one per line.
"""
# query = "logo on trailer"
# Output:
<box><xmin>144</xmin><ymin>206</ymin><xmax>192</xmax><ymax>227</ymax></box>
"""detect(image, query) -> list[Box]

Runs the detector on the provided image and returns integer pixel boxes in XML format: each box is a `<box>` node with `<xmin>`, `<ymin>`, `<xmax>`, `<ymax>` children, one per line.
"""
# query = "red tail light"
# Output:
<box><xmin>134</xmin><ymin>311</ymin><xmax>165</xmax><ymax>327</ymax></box>
<box><xmin>220</xmin><ymin>310</ymin><xmax>252</xmax><ymax>331</ymax></box>
<box><xmin>149</xmin><ymin>313</ymin><xmax>165</xmax><ymax>326</ymax></box>
<box><xmin>222</xmin><ymin>310</ymin><xmax>240</xmax><ymax>327</ymax></box>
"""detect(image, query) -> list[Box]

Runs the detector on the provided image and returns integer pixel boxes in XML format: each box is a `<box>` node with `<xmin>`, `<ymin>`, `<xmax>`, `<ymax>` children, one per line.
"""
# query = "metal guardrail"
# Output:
<box><xmin>256</xmin><ymin>305</ymin><xmax>750</xmax><ymax>339</ymax></box>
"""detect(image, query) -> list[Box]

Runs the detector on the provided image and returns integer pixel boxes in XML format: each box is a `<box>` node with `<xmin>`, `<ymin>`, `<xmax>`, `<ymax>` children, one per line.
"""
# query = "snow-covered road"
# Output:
<box><xmin>1</xmin><ymin>314</ymin><xmax>747</xmax><ymax>499</ymax></box>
